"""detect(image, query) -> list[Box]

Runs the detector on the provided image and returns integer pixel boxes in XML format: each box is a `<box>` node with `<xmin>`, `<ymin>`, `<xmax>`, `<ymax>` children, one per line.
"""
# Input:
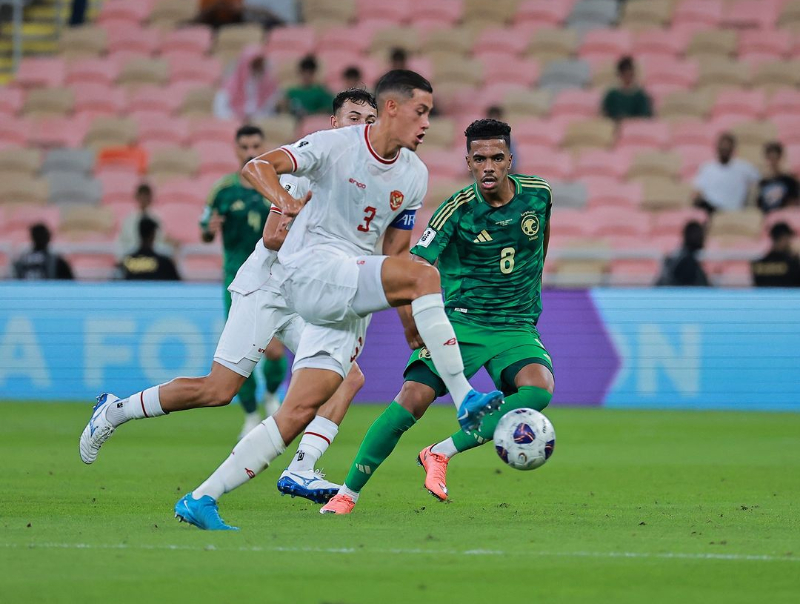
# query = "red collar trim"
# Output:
<box><xmin>364</xmin><ymin>124</ymin><xmax>399</xmax><ymax>165</ymax></box>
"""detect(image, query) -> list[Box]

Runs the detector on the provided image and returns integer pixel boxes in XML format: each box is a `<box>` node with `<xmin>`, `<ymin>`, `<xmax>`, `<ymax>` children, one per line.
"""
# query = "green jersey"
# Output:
<box><xmin>200</xmin><ymin>172</ymin><xmax>271</xmax><ymax>278</ymax></box>
<box><xmin>411</xmin><ymin>174</ymin><xmax>552</xmax><ymax>327</ymax></box>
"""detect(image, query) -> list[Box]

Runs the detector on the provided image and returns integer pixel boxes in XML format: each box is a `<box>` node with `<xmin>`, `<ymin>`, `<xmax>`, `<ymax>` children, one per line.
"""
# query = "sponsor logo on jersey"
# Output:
<box><xmin>473</xmin><ymin>230</ymin><xmax>493</xmax><ymax>243</ymax></box>
<box><xmin>520</xmin><ymin>211</ymin><xmax>540</xmax><ymax>239</ymax></box>
<box><xmin>417</xmin><ymin>227</ymin><xmax>436</xmax><ymax>248</ymax></box>
<box><xmin>297</xmin><ymin>140</ymin><xmax>309</xmax><ymax>147</ymax></box>
<box><xmin>349</xmin><ymin>177</ymin><xmax>366</xmax><ymax>189</ymax></box>
<box><xmin>495</xmin><ymin>218</ymin><xmax>513</xmax><ymax>226</ymax></box>
<box><xmin>390</xmin><ymin>190</ymin><xmax>404</xmax><ymax>211</ymax></box>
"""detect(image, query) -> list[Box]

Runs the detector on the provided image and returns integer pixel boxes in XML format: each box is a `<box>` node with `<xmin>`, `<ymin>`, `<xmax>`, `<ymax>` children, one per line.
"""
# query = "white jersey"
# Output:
<box><xmin>277</xmin><ymin>124</ymin><xmax>427</xmax><ymax>267</ymax></box>
<box><xmin>227</xmin><ymin>173</ymin><xmax>310</xmax><ymax>295</ymax></box>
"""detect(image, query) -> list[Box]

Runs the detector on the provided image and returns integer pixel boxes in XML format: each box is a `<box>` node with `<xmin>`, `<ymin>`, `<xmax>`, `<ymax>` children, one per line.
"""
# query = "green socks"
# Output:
<box><xmin>344</xmin><ymin>402</ymin><xmax>417</xmax><ymax>492</ymax></box>
<box><xmin>263</xmin><ymin>355</ymin><xmax>288</xmax><ymax>394</ymax></box>
<box><xmin>450</xmin><ymin>386</ymin><xmax>553</xmax><ymax>454</ymax></box>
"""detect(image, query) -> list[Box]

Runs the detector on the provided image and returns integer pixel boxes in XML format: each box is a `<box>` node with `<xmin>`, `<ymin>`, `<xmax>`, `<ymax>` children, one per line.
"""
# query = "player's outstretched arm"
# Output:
<box><xmin>241</xmin><ymin>149</ymin><xmax>310</xmax><ymax>217</ymax></box>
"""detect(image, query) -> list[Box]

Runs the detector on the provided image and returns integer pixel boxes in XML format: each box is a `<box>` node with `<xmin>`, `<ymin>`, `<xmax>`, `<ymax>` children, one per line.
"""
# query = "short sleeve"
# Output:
<box><xmin>693</xmin><ymin>164</ymin><xmax>710</xmax><ymax>191</ymax></box>
<box><xmin>272</xmin><ymin>174</ymin><xmax>310</xmax><ymax>215</ymax></box>
<box><xmin>410</xmin><ymin>192</ymin><xmax>464</xmax><ymax>264</ymax></box>
<box><xmin>279</xmin><ymin>129</ymin><xmax>343</xmax><ymax>178</ymax></box>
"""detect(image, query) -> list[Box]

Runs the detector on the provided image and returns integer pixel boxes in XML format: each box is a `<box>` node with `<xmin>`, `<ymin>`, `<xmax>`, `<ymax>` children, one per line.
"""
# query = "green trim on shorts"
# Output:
<box><xmin>404</xmin><ymin>361</ymin><xmax>448</xmax><ymax>398</ymax></box>
<box><xmin>500</xmin><ymin>357</ymin><xmax>554</xmax><ymax>396</ymax></box>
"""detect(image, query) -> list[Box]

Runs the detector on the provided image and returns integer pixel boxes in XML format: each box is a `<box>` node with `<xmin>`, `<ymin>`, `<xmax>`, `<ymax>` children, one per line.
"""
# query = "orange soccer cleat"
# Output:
<box><xmin>319</xmin><ymin>493</ymin><xmax>356</xmax><ymax>515</ymax></box>
<box><xmin>417</xmin><ymin>444</ymin><xmax>450</xmax><ymax>501</ymax></box>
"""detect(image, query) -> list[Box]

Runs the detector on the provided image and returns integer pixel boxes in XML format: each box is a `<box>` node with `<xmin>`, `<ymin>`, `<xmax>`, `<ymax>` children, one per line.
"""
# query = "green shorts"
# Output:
<box><xmin>404</xmin><ymin>315</ymin><xmax>553</xmax><ymax>398</ymax></box>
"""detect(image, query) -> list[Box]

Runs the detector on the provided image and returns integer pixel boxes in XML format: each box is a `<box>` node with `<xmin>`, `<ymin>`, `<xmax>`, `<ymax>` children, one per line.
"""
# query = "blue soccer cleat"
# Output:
<box><xmin>276</xmin><ymin>469</ymin><xmax>340</xmax><ymax>504</ymax></box>
<box><xmin>174</xmin><ymin>493</ymin><xmax>238</xmax><ymax>531</ymax></box>
<box><xmin>457</xmin><ymin>389</ymin><xmax>504</xmax><ymax>432</ymax></box>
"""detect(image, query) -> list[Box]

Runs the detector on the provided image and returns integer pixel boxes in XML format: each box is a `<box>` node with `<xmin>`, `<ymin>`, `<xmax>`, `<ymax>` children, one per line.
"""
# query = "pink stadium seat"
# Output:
<box><xmin>4</xmin><ymin>203</ymin><xmax>61</xmax><ymax>232</ymax></box>
<box><xmin>418</xmin><ymin>149</ymin><xmax>467</xmax><ymax>180</ymax></box>
<box><xmin>356</xmin><ymin>0</ymin><xmax>411</xmax><ymax>24</ymax></box>
<box><xmin>587</xmin><ymin>207</ymin><xmax>651</xmax><ymax>238</ymax></box>
<box><xmin>107</xmin><ymin>27</ymin><xmax>160</xmax><ymax>57</ymax></box>
<box><xmin>513</xmin><ymin>119</ymin><xmax>565</xmax><ymax>147</ymax></box>
<box><xmin>164</xmin><ymin>52</ymin><xmax>222</xmax><ymax>87</ymax></box>
<box><xmin>265</xmin><ymin>25</ymin><xmax>316</xmax><ymax>56</ymax></box>
<box><xmin>14</xmin><ymin>57</ymin><xmax>65</xmax><ymax>88</ymax></box>
<box><xmin>475</xmin><ymin>28</ymin><xmax>530</xmax><ymax>55</ymax></box>
<box><xmin>651</xmin><ymin>208</ymin><xmax>708</xmax><ymax>236</ymax></box>
<box><xmin>547</xmin><ymin>209</ymin><xmax>593</xmax><ymax>238</ymax></box>
<box><xmin>550</xmin><ymin>88</ymin><xmax>602</xmax><ymax>119</ymax></box>
<box><xmin>155</xmin><ymin>201</ymin><xmax>204</xmax><ymax>244</ymax></box>
<box><xmin>127</xmin><ymin>85</ymin><xmax>182</xmax><ymax>114</ymax></box>
<box><xmin>196</xmin><ymin>142</ymin><xmax>239</xmax><ymax>176</ymax></box>
<box><xmin>673</xmin><ymin>144</ymin><xmax>714</xmax><ymax>180</ymax></box>
<box><xmin>583</xmin><ymin>178</ymin><xmax>643</xmax><ymax>210</ymax></box>
<box><xmin>672</xmin><ymin>0</ymin><xmax>723</xmax><ymax>28</ymax></box>
<box><xmin>477</xmin><ymin>55</ymin><xmax>539</xmax><ymax>87</ymax></box>
<box><xmin>155</xmin><ymin>177</ymin><xmax>208</xmax><ymax>206</ymax></box>
<box><xmin>608</xmin><ymin>258</ymin><xmax>660</xmax><ymax>286</ymax></box>
<box><xmin>640</xmin><ymin>57</ymin><xmax>699</xmax><ymax>88</ymax></box>
<box><xmin>136</xmin><ymin>114</ymin><xmax>189</xmax><ymax>147</ymax></box>
<box><xmin>670</xmin><ymin>120</ymin><xmax>717</xmax><ymax>147</ymax></box>
<box><xmin>711</xmin><ymin>89</ymin><xmax>766</xmax><ymax>120</ymax></box>
<box><xmin>316</xmin><ymin>27</ymin><xmax>372</xmax><ymax>55</ymax></box>
<box><xmin>722</xmin><ymin>0</ymin><xmax>780</xmax><ymax>30</ymax></box>
<box><xmin>769</xmin><ymin>116</ymin><xmax>800</xmax><ymax>144</ymax></box>
<box><xmin>516</xmin><ymin>148</ymin><xmax>574</xmax><ymax>181</ymax></box>
<box><xmin>408</xmin><ymin>0</ymin><xmax>463</xmax><ymax>28</ymax></box>
<box><xmin>764</xmin><ymin>208</ymin><xmax>800</xmax><ymax>232</ymax></box>
<box><xmin>187</xmin><ymin>118</ymin><xmax>238</xmax><ymax>145</ymax></box>
<box><xmin>785</xmin><ymin>144</ymin><xmax>800</xmax><ymax>173</ymax></box>
<box><xmin>766</xmin><ymin>89</ymin><xmax>800</xmax><ymax>118</ymax></box>
<box><xmin>98</xmin><ymin>170</ymin><xmax>141</xmax><ymax>205</ymax></box>
<box><xmin>0</xmin><ymin>88</ymin><xmax>24</xmax><ymax>117</ymax></box>
<box><xmin>98</xmin><ymin>0</ymin><xmax>152</xmax><ymax>25</ymax></box>
<box><xmin>65</xmin><ymin>252</ymin><xmax>118</xmax><ymax>279</ymax></box>
<box><xmin>737</xmin><ymin>29</ymin><xmax>791</xmax><ymax>62</ymax></box>
<box><xmin>579</xmin><ymin>29</ymin><xmax>633</xmax><ymax>64</ymax></box>
<box><xmin>104</xmin><ymin>199</ymin><xmax>138</xmax><ymax>227</ymax></box>
<box><xmin>515</xmin><ymin>0</ymin><xmax>576</xmax><ymax>28</ymax></box>
<box><xmin>72</xmin><ymin>84</ymin><xmax>126</xmax><ymax>117</ymax></box>
<box><xmin>713</xmin><ymin>260</ymin><xmax>753</xmax><ymax>287</ymax></box>
<box><xmin>632</xmin><ymin>29</ymin><xmax>686</xmax><ymax>59</ymax></box>
<box><xmin>29</xmin><ymin>117</ymin><xmax>88</xmax><ymax>148</ymax></box>
<box><xmin>180</xmin><ymin>252</ymin><xmax>223</xmax><ymax>280</ymax></box>
<box><xmin>617</xmin><ymin>120</ymin><xmax>671</xmax><ymax>151</ymax></box>
<box><xmin>65</xmin><ymin>58</ymin><xmax>120</xmax><ymax>86</ymax></box>
<box><xmin>160</xmin><ymin>25</ymin><xmax>213</xmax><ymax>55</ymax></box>
<box><xmin>574</xmin><ymin>149</ymin><xmax>631</xmax><ymax>180</ymax></box>
<box><xmin>651</xmin><ymin>233</ymin><xmax>682</xmax><ymax>253</ymax></box>
<box><xmin>297</xmin><ymin>115</ymin><xmax>334</xmax><ymax>138</ymax></box>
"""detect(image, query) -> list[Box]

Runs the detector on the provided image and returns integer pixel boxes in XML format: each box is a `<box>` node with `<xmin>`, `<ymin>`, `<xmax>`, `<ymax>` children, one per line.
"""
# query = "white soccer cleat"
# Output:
<box><xmin>276</xmin><ymin>469</ymin><xmax>341</xmax><ymax>504</ymax></box>
<box><xmin>79</xmin><ymin>393</ymin><xmax>119</xmax><ymax>464</ymax></box>
<box><xmin>238</xmin><ymin>412</ymin><xmax>262</xmax><ymax>440</ymax></box>
<box><xmin>263</xmin><ymin>392</ymin><xmax>281</xmax><ymax>417</ymax></box>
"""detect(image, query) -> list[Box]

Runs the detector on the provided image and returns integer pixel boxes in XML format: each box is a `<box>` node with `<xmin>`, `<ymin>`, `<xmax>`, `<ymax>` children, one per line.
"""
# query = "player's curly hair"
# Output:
<box><xmin>464</xmin><ymin>119</ymin><xmax>512</xmax><ymax>152</ymax></box>
<box><xmin>332</xmin><ymin>88</ymin><xmax>377</xmax><ymax>114</ymax></box>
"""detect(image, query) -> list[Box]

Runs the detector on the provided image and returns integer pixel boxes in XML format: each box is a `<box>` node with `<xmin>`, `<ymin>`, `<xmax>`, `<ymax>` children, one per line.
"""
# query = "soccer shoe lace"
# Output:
<box><xmin>457</xmin><ymin>389</ymin><xmax>504</xmax><ymax>432</ymax></box>
<box><xmin>417</xmin><ymin>445</ymin><xmax>450</xmax><ymax>501</ymax></box>
<box><xmin>319</xmin><ymin>493</ymin><xmax>356</xmax><ymax>515</ymax></box>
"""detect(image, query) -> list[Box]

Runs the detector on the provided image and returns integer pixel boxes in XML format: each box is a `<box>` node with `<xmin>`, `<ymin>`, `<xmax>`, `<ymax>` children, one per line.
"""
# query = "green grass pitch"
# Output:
<box><xmin>1</xmin><ymin>401</ymin><xmax>799</xmax><ymax>603</ymax></box>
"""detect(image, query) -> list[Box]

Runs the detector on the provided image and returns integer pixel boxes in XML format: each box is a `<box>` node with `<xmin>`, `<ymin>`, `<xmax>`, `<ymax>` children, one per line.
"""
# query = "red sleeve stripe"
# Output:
<box><xmin>279</xmin><ymin>147</ymin><xmax>298</xmax><ymax>172</ymax></box>
<box><xmin>139</xmin><ymin>391</ymin><xmax>149</xmax><ymax>418</ymax></box>
<box><xmin>303</xmin><ymin>431</ymin><xmax>331</xmax><ymax>445</ymax></box>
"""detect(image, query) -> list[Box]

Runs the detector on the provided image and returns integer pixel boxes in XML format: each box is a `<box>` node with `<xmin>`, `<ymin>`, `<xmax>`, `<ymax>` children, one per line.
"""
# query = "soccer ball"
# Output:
<box><xmin>493</xmin><ymin>408</ymin><xmax>555</xmax><ymax>471</ymax></box>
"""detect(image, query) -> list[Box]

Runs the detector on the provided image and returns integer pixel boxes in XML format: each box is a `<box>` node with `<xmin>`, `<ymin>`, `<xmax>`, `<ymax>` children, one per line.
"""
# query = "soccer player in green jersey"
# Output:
<box><xmin>322</xmin><ymin>119</ymin><xmax>555</xmax><ymax>514</ymax></box>
<box><xmin>199</xmin><ymin>125</ymin><xmax>288</xmax><ymax>438</ymax></box>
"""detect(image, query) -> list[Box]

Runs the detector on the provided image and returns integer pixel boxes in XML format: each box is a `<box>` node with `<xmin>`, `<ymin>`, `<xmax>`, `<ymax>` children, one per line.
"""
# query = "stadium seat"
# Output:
<box><xmin>0</xmin><ymin>118</ymin><xmax>31</xmax><ymax>147</ymax></box>
<box><xmin>711</xmin><ymin>89</ymin><xmax>766</xmax><ymax>120</ymax></box>
<box><xmin>708</xmin><ymin>209</ymin><xmax>763</xmax><ymax>239</ymax></box>
<box><xmin>213</xmin><ymin>23</ymin><xmax>265</xmax><ymax>60</ymax></box>
<box><xmin>550</xmin><ymin>181</ymin><xmax>588</xmax><ymax>209</ymax></box>
<box><xmin>632</xmin><ymin>29</ymin><xmax>685</xmax><ymax>59</ymax></box>
<box><xmin>117</xmin><ymin>57</ymin><xmax>170</xmax><ymax>90</ymax></box>
<box><xmin>578</xmin><ymin>29</ymin><xmax>632</xmax><ymax>63</ymax></box>
<box><xmin>356</xmin><ymin>0</ymin><xmax>411</xmax><ymax>24</ymax></box>
<box><xmin>107</xmin><ymin>26</ymin><xmax>161</xmax><ymax>57</ymax></box>
<box><xmin>503</xmin><ymin>88</ymin><xmax>552</xmax><ymax>120</ymax></box>
<box><xmin>407</xmin><ymin>0</ymin><xmax>463</xmax><ymax>28</ymax></box>
<box><xmin>148</xmin><ymin>146</ymin><xmax>199</xmax><ymax>182</ymax></box>
<box><xmin>620</xmin><ymin>0</ymin><xmax>674</xmax><ymax>30</ymax></box>
<box><xmin>764</xmin><ymin>208</ymin><xmax>800</xmax><ymax>231</ymax></box>
<box><xmin>418</xmin><ymin>149</ymin><xmax>468</xmax><ymax>180</ymax></box>
<box><xmin>60</xmin><ymin>202</ymin><xmax>115</xmax><ymax>234</ymax></box>
<box><xmin>154</xmin><ymin>177</ymin><xmax>208</xmax><ymax>206</ymax></box>
<box><xmin>512</xmin><ymin>118</ymin><xmax>564</xmax><ymax>148</ymax></box>
<box><xmin>196</xmin><ymin>141</ymin><xmax>239</xmax><ymax>176</ymax></box>
<box><xmin>587</xmin><ymin>207</ymin><xmax>651</xmax><ymax>238</ymax></box>
<box><xmin>66</xmin><ymin>58</ymin><xmax>120</xmax><ymax>87</ymax></box>
<box><xmin>651</xmin><ymin>208</ymin><xmax>708</xmax><ymax>236</ymax></box>
<box><xmin>136</xmin><ymin>115</ymin><xmax>190</xmax><ymax>149</ymax></box>
<box><xmin>562</xmin><ymin>118</ymin><xmax>615</xmax><ymax>152</ymax></box>
<box><xmin>474</xmin><ymin>28</ymin><xmax>530</xmax><ymax>56</ymax></box>
<box><xmin>673</xmin><ymin>144</ymin><xmax>714</xmax><ymax>180</ymax></box>
<box><xmin>751</xmin><ymin>60</ymin><xmax>800</xmax><ymax>93</ymax></box>
<box><xmin>150</xmin><ymin>0</ymin><xmax>200</xmax><ymax>29</ymax></box>
<box><xmin>423</xmin><ymin>178</ymin><xmax>473</xmax><ymax>209</ymax></box>
<box><xmin>722</xmin><ymin>0</ymin><xmax>780</xmax><ymax>30</ymax></box>
<box><xmin>165</xmin><ymin>53</ymin><xmax>223</xmax><ymax>87</ymax></box>
<box><xmin>14</xmin><ymin>57</ymin><xmax>65</xmax><ymax>89</ymax></box>
<box><xmin>369</xmin><ymin>26</ymin><xmax>419</xmax><ymax>56</ymax></box>
<box><xmin>527</xmin><ymin>29</ymin><xmax>579</xmax><ymax>64</ymax></box>
<box><xmin>0</xmin><ymin>88</ymin><xmax>24</xmax><ymax>118</ymax></box>
<box><xmin>85</xmin><ymin>117</ymin><xmax>138</xmax><ymax>150</ymax></box>
<box><xmin>58</xmin><ymin>25</ymin><xmax>107</xmax><ymax>60</ymax></box>
<box><xmin>300</xmin><ymin>0</ymin><xmax>356</xmax><ymax>25</ymax></box>
<box><xmin>686</xmin><ymin>29</ymin><xmax>737</xmax><ymax>60</ymax></box>
<box><xmin>47</xmin><ymin>171</ymin><xmax>103</xmax><ymax>205</ymax></box>
<box><xmin>97</xmin><ymin>169</ymin><xmax>142</xmax><ymax>204</ymax></box>
<box><xmin>422</xmin><ymin>117</ymin><xmax>456</xmax><ymax>149</ymax></box>
<box><xmin>627</xmin><ymin>150</ymin><xmax>682</xmax><ymax>180</ymax></box>
<box><xmin>154</xmin><ymin>201</ymin><xmax>206</xmax><ymax>244</ymax></box>
<box><xmin>567</xmin><ymin>0</ymin><xmax>619</xmax><ymax>30</ymax></box>
<box><xmin>126</xmin><ymin>85</ymin><xmax>182</xmax><ymax>115</ymax></box>
<box><xmin>516</xmin><ymin>148</ymin><xmax>574</xmax><ymax>181</ymax></box>
<box><xmin>574</xmin><ymin>149</ymin><xmax>631</xmax><ymax>180</ymax></box>
<box><xmin>3</xmin><ymin>202</ymin><xmax>60</xmax><ymax>233</ymax></box>
<box><xmin>98</xmin><ymin>0</ymin><xmax>152</xmax><ymax>25</ymax></box>
<box><xmin>781</xmin><ymin>0</ymin><xmax>800</xmax><ymax>31</ymax></box>
<box><xmin>548</xmin><ymin>88</ymin><xmax>599</xmax><ymax>120</ymax></box>
<box><xmin>640</xmin><ymin>57</ymin><xmax>699</xmax><ymax>89</ymax></box>
<box><xmin>421</xmin><ymin>28</ymin><xmax>473</xmax><ymax>56</ymax></box>
<box><xmin>29</xmin><ymin>117</ymin><xmax>89</xmax><ymax>149</ymax></box>
<box><xmin>180</xmin><ymin>85</ymin><xmax>216</xmax><ymax>117</ymax></box>
<box><xmin>617</xmin><ymin>120</ymin><xmax>671</xmax><ymax>152</ymax></box>
<box><xmin>73</xmin><ymin>84</ymin><xmax>127</xmax><ymax>118</ymax></box>
<box><xmin>431</xmin><ymin>55</ymin><xmax>483</xmax><ymax>88</ymax></box>
<box><xmin>316</xmin><ymin>26</ymin><xmax>372</xmax><ymax>55</ymax></box>
<box><xmin>264</xmin><ymin>25</ymin><xmax>316</xmax><ymax>57</ymax></box>
<box><xmin>515</xmin><ymin>0</ymin><xmax>576</xmax><ymax>28</ymax></box>
<box><xmin>673</xmin><ymin>0</ymin><xmax>723</xmax><ymax>28</ymax></box>
<box><xmin>255</xmin><ymin>115</ymin><xmax>296</xmax><ymax>145</ymax></box>
<box><xmin>462</xmin><ymin>0</ymin><xmax>518</xmax><ymax>27</ymax></box>
<box><xmin>22</xmin><ymin>87</ymin><xmax>74</xmax><ymax>118</ymax></box>
<box><xmin>608</xmin><ymin>258</ymin><xmax>660</xmax><ymax>286</ymax></box>
<box><xmin>728</xmin><ymin>120</ymin><xmax>778</xmax><ymax>147</ymax></box>
<box><xmin>185</xmin><ymin>118</ymin><xmax>236</xmax><ymax>146</ymax></box>
<box><xmin>538</xmin><ymin>59</ymin><xmax>591</xmax><ymax>92</ymax></box>
<box><xmin>42</xmin><ymin>149</ymin><xmax>94</xmax><ymax>175</ymax></box>
<box><xmin>159</xmin><ymin>25</ymin><xmax>212</xmax><ymax>55</ymax></box>
<box><xmin>737</xmin><ymin>29</ymin><xmax>790</xmax><ymax>62</ymax></box>
<box><xmin>0</xmin><ymin>175</ymin><xmax>48</xmax><ymax>204</ymax></box>
<box><xmin>640</xmin><ymin>177</ymin><xmax>693</xmax><ymax>211</ymax></box>
<box><xmin>583</xmin><ymin>178</ymin><xmax>642</xmax><ymax>210</ymax></box>
<box><xmin>766</xmin><ymin>89</ymin><xmax>800</xmax><ymax>118</ymax></box>
<box><xmin>671</xmin><ymin>117</ymin><xmax>719</xmax><ymax>146</ymax></box>
<box><xmin>477</xmin><ymin>55</ymin><xmax>539</xmax><ymax>87</ymax></box>
<box><xmin>180</xmin><ymin>248</ymin><xmax>223</xmax><ymax>280</ymax></box>
<box><xmin>696</xmin><ymin>57</ymin><xmax>751</xmax><ymax>92</ymax></box>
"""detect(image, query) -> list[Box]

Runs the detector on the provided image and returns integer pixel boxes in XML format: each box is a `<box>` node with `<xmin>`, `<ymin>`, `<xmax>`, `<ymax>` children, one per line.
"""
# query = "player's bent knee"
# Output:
<box><xmin>345</xmin><ymin>363</ymin><xmax>366</xmax><ymax>392</ymax></box>
<box><xmin>411</xmin><ymin>263</ymin><xmax>441</xmax><ymax>297</ymax></box>
<box><xmin>396</xmin><ymin>381</ymin><xmax>435</xmax><ymax>420</ymax></box>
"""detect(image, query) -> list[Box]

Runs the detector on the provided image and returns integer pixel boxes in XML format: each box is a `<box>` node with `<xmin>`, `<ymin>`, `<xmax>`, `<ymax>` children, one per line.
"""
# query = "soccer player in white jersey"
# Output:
<box><xmin>78</xmin><ymin>90</ymin><xmax>377</xmax><ymax>506</ymax></box>
<box><xmin>170</xmin><ymin>70</ymin><xmax>504</xmax><ymax>530</ymax></box>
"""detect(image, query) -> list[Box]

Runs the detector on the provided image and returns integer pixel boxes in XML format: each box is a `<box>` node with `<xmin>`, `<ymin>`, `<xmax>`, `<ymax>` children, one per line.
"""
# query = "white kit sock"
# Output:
<box><xmin>105</xmin><ymin>386</ymin><xmax>166</xmax><ymax>427</ymax></box>
<box><xmin>287</xmin><ymin>416</ymin><xmax>339</xmax><ymax>473</ymax></box>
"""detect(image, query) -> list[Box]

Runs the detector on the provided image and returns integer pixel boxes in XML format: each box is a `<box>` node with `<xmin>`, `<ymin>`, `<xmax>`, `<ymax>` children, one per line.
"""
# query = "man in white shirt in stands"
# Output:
<box><xmin>692</xmin><ymin>132</ymin><xmax>760</xmax><ymax>213</ymax></box>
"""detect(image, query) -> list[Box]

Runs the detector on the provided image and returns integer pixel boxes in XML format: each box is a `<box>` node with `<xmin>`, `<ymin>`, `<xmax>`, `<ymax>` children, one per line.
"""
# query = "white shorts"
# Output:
<box><xmin>292</xmin><ymin>315</ymin><xmax>371</xmax><ymax>378</ymax></box>
<box><xmin>214</xmin><ymin>288</ymin><xmax>305</xmax><ymax>378</ymax></box>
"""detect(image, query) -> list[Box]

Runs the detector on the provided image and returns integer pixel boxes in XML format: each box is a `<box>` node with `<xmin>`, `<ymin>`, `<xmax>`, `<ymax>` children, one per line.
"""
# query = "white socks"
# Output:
<box><xmin>287</xmin><ymin>416</ymin><xmax>339</xmax><ymax>473</ymax></box>
<box><xmin>411</xmin><ymin>294</ymin><xmax>472</xmax><ymax>406</ymax></box>
<box><xmin>105</xmin><ymin>386</ymin><xmax>166</xmax><ymax>427</ymax></box>
<box><xmin>194</xmin><ymin>416</ymin><xmax>286</xmax><ymax>501</ymax></box>
<box><xmin>338</xmin><ymin>484</ymin><xmax>360</xmax><ymax>502</ymax></box>
<box><xmin>431</xmin><ymin>437</ymin><xmax>458</xmax><ymax>459</ymax></box>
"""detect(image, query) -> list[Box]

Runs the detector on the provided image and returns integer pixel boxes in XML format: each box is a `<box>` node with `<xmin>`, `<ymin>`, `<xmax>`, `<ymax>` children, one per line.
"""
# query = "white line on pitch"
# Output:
<box><xmin>0</xmin><ymin>542</ymin><xmax>796</xmax><ymax>562</ymax></box>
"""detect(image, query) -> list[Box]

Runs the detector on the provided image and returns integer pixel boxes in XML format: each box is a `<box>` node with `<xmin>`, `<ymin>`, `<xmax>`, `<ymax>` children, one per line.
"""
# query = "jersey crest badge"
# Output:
<box><xmin>520</xmin><ymin>211</ymin><xmax>540</xmax><ymax>239</ymax></box>
<box><xmin>390</xmin><ymin>190</ymin><xmax>404</xmax><ymax>211</ymax></box>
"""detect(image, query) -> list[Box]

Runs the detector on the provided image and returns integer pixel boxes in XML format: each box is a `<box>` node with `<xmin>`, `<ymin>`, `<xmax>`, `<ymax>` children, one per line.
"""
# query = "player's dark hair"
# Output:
<box><xmin>390</xmin><ymin>47</ymin><xmax>407</xmax><ymax>64</ymax></box>
<box><xmin>235</xmin><ymin>124</ymin><xmax>264</xmax><ymax>141</ymax></box>
<box><xmin>718</xmin><ymin>131</ymin><xmax>736</xmax><ymax>147</ymax></box>
<box><xmin>342</xmin><ymin>65</ymin><xmax>361</xmax><ymax>80</ymax></box>
<box><xmin>617</xmin><ymin>56</ymin><xmax>634</xmax><ymax>74</ymax></box>
<box><xmin>764</xmin><ymin>141</ymin><xmax>783</xmax><ymax>157</ymax></box>
<box><xmin>682</xmin><ymin>220</ymin><xmax>706</xmax><ymax>252</ymax></box>
<box><xmin>375</xmin><ymin>69</ymin><xmax>433</xmax><ymax>102</ymax></box>
<box><xmin>135</xmin><ymin>183</ymin><xmax>152</xmax><ymax>197</ymax></box>
<box><xmin>332</xmin><ymin>88</ymin><xmax>377</xmax><ymax>115</ymax></box>
<box><xmin>464</xmin><ymin>119</ymin><xmax>512</xmax><ymax>152</ymax></box>
<box><xmin>30</xmin><ymin>223</ymin><xmax>51</xmax><ymax>250</ymax></box>
<box><xmin>138</xmin><ymin>216</ymin><xmax>159</xmax><ymax>242</ymax></box>
<box><xmin>299</xmin><ymin>55</ymin><xmax>317</xmax><ymax>72</ymax></box>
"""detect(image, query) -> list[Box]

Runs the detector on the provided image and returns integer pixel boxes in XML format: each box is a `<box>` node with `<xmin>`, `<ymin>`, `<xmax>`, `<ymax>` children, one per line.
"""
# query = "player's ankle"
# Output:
<box><xmin>338</xmin><ymin>484</ymin><xmax>360</xmax><ymax>502</ymax></box>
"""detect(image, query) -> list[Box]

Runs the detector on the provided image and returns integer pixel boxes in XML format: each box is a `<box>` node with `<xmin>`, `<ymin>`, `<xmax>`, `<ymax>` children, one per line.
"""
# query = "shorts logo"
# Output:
<box><xmin>520</xmin><ymin>211</ymin><xmax>540</xmax><ymax>239</ymax></box>
<box><xmin>390</xmin><ymin>190</ymin><xmax>404</xmax><ymax>211</ymax></box>
<box><xmin>419</xmin><ymin>346</ymin><xmax>431</xmax><ymax>359</ymax></box>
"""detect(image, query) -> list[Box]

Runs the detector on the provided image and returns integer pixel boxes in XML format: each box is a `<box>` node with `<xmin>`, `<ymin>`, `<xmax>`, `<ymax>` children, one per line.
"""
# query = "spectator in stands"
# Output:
<box><xmin>655</xmin><ymin>221</ymin><xmax>710</xmax><ymax>287</ymax></box>
<box><xmin>12</xmin><ymin>223</ymin><xmax>74</xmax><ymax>281</ymax></box>
<box><xmin>751</xmin><ymin>222</ymin><xmax>800</xmax><ymax>287</ymax></box>
<box><xmin>281</xmin><ymin>55</ymin><xmax>335</xmax><ymax>117</ymax></box>
<box><xmin>389</xmin><ymin>47</ymin><xmax>408</xmax><ymax>71</ymax></box>
<box><xmin>198</xmin><ymin>0</ymin><xmax>243</xmax><ymax>28</ymax></box>
<box><xmin>215</xmin><ymin>45</ymin><xmax>280</xmax><ymax>121</ymax></box>
<box><xmin>116</xmin><ymin>184</ymin><xmax>174</xmax><ymax>260</ymax></box>
<box><xmin>692</xmin><ymin>133</ymin><xmax>760</xmax><ymax>213</ymax></box>
<box><xmin>342</xmin><ymin>66</ymin><xmax>363</xmax><ymax>90</ymax></box>
<box><xmin>757</xmin><ymin>142</ymin><xmax>799</xmax><ymax>214</ymax></box>
<box><xmin>601</xmin><ymin>56</ymin><xmax>653</xmax><ymax>121</ymax></box>
<box><xmin>119</xmin><ymin>218</ymin><xmax>181</xmax><ymax>281</ymax></box>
